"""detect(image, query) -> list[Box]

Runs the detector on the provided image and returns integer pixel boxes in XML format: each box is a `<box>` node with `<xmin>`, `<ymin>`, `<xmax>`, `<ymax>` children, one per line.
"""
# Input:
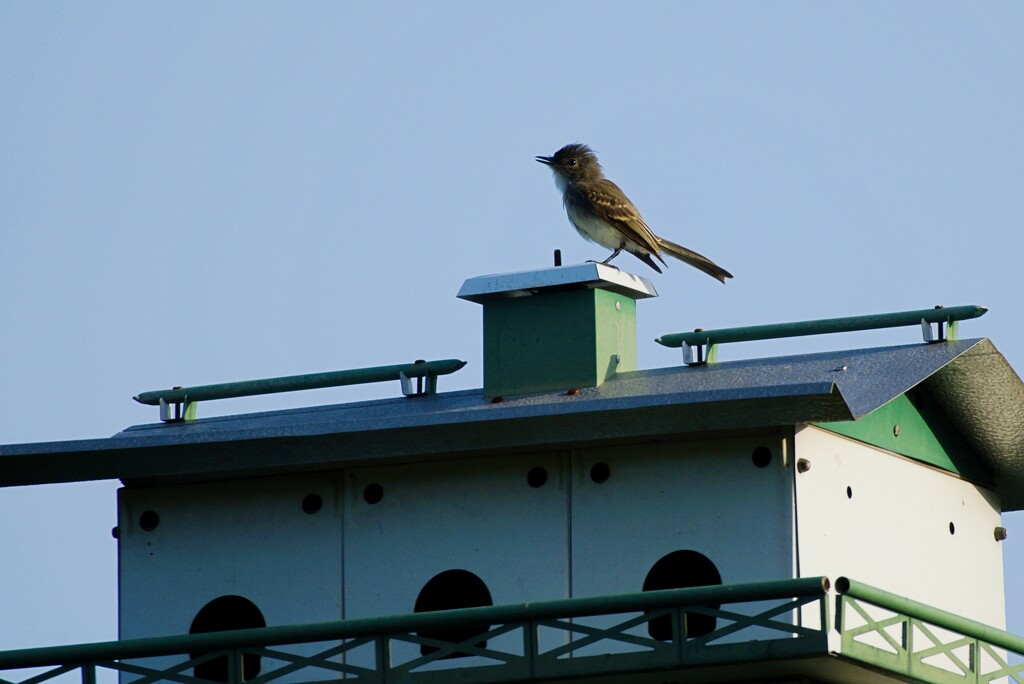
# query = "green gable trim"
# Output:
<box><xmin>816</xmin><ymin>389</ymin><xmax>993</xmax><ymax>486</ymax></box>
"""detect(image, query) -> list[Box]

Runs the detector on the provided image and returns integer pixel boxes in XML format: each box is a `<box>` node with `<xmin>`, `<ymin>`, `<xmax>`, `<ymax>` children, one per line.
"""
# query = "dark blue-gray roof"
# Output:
<box><xmin>3</xmin><ymin>338</ymin><xmax>1023</xmax><ymax>508</ymax></box>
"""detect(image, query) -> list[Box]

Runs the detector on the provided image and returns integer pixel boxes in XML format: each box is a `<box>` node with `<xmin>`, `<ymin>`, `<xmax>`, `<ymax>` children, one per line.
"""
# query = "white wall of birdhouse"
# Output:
<box><xmin>793</xmin><ymin>426</ymin><xmax>1005</xmax><ymax>628</ymax></box>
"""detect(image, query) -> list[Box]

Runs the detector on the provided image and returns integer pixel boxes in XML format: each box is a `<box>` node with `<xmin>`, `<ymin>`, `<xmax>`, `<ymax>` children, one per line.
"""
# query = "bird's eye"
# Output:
<box><xmin>566</xmin><ymin>159</ymin><xmax>577</xmax><ymax>167</ymax></box>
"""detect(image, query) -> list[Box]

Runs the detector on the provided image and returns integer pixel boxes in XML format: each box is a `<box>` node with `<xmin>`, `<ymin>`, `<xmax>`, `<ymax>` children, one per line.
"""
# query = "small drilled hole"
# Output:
<box><xmin>949</xmin><ymin>521</ymin><xmax>956</xmax><ymax>535</ymax></box>
<box><xmin>752</xmin><ymin>446</ymin><xmax>772</xmax><ymax>468</ymax></box>
<box><xmin>590</xmin><ymin>462</ymin><xmax>610</xmax><ymax>484</ymax></box>
<box><xmin>302</xmin><ymin>494</ymin><xmax>323</xmax><ymax>514</ymax></box>
<box><xmin>527</xmin><ymin>467</ymin><xmax>548</xmax><ymax>488</ymax></box>
<box><xmin>847</xmin><ymin>486</ymin><xmax>853</xmax><ymax>499</ymax></box>
<box><xmin>363</xmin><ymin>483</ymin><xmax>384</xmax><ymax>505</ymax></box>
<box><xmin>139</xmin><ymin>510</ymin><xmax>160</xmax><ymax>531</ymax></box>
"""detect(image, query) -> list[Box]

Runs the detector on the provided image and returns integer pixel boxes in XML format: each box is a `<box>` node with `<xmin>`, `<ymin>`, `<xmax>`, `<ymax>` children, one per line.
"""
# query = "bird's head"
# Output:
<box><xmin>536</xmin><ymin>143</ymin><xmax>603</xmax><ymax>187</ymax></box>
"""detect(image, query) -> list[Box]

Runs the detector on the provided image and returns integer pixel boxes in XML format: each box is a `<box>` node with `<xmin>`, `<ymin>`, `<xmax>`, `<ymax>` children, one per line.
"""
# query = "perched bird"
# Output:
<box><xmin>536</xmin><ymin>143</ymin><xmax>733</xmax><ymax>282</ymax></box>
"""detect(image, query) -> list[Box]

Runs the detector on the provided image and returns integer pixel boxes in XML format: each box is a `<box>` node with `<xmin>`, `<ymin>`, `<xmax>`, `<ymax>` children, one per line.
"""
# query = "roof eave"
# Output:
<box><xmin>0</xmin><ymin>386</ymin><xmax>850</xmax><ymax>488</ymax></box>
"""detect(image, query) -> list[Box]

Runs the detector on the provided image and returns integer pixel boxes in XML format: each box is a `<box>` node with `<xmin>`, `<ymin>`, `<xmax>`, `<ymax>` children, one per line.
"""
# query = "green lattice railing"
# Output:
<box><xmin>836</xmin><ymin>577</ymin><xmax>1024</xmax><ymax>683</ymax></box>
<box><xmin>3</xmin><ymin>577</ymin><xmax>1024</xmax><ymax>684</ymax></box>
<box><xmin>0</xmin><ymin>578</ymin><xmax>830</xmax><ymax>684</ymax></box>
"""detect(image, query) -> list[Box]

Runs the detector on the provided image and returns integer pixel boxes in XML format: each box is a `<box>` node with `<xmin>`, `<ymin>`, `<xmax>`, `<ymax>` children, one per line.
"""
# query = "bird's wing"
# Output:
<box><xmin>583</xmin><ymin>179</ymin><xmax>662</xmax><ymax>254</ymax></box>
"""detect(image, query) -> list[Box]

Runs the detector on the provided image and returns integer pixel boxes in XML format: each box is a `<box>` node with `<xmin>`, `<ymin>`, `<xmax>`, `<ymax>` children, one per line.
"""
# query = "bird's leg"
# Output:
<box><xmin>601</xmin><ymin>247</ymin><xmax>624</xmax><ymax>265</ymax></box>
<box><xmin>587</xmin><ymin>247</ymin><xmax>622</xmax><ymax>269</ymax></box>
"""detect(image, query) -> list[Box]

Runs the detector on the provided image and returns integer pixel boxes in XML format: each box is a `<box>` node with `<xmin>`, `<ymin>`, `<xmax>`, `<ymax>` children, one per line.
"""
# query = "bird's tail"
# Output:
<box><xmin>657</xmin><ymin>237</ymin><xmax>733</xmax><ymax>283</ymax></box>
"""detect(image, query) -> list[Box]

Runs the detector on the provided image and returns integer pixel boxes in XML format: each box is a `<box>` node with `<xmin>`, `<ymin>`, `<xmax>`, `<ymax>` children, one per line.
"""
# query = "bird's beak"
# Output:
<box><xmin>535</xmin><ymin>155</ymin><xmax>553</xmax><ymax>165</ymax></box>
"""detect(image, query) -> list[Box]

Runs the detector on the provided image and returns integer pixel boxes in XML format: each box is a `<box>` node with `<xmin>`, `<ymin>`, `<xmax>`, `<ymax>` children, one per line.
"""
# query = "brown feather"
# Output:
<box><xmin>656</xmin><ymin>237</ymin><xmax>733</xmax><ymax>283</ymax></box>
<box><xmin>582</xmin><ymin>180</ymin><xmax>661</xmax><ymax>254</ymax></box>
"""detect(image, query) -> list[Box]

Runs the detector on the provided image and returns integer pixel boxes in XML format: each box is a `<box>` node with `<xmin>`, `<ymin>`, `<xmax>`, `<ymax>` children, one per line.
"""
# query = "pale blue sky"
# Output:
<box><xmin>2</xmin><ymin>2</ymin><xmax>1023</xmax><ymax>651</ymax></box>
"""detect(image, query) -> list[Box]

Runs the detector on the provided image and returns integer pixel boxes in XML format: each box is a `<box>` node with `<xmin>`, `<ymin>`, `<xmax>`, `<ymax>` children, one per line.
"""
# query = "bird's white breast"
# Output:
<box><xmin>565</xmin><ymin>202</ymin><xmax>624</xmax><ymax>251</ymax></box>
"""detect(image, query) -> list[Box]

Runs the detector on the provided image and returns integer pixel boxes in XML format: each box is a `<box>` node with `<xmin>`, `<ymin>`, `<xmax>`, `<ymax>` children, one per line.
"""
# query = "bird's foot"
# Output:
<box><xmin>586</xmin><ymin>258</ymin><xmax>620</xmax><ymax>271</ymax></box>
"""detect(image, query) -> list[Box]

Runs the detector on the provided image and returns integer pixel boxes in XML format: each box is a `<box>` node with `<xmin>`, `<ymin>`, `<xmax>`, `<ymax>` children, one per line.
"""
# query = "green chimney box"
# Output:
<box><xmin>458</xmin><ymin>264</ymin><xmax>657</xmax><ymax>397</ymax></box>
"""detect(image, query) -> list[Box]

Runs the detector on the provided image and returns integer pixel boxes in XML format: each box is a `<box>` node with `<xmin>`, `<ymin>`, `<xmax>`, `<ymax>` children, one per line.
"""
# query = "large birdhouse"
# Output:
<box><xmin>2</xmin><ymin>263</ymin><xmax>1023</xmax><ymax>684</ymax></box>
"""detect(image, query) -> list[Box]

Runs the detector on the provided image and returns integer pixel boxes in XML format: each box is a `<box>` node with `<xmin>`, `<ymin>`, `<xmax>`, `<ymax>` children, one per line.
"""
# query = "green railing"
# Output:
<box><xmin>655</xmin><ymin>305</ymin><xmax>988</xmax><ymax>365</ymax></box>
<box><xmin>0</xmin><ymin>578</ymin><xmax>830</xmax><ymax>684</ymax></box>
<box><xmin>133</xmin><ymin>358</ymin><xmax>467</xmax><ymax>422</ymax></box>
<box><xmin>836</xmin><ymin>577</ymin><xmax>1024</xmax><ymax>683</ymax></box>
<box><xmin>4</xmin><ymin>577</ymin><xmax>1023</xmax><ymax>684</ymax></box>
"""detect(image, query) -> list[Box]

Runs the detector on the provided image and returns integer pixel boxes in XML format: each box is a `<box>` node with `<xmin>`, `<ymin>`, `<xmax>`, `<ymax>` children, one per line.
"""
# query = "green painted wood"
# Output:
<box><xmin>816</xmin><ymin>389</ymin><xmax>992</xmax><ymax>485</ymax></box>
<box><xmin>482</xmin><ymin>288</ymin><xmax>636</xmax><ymax>397</ymax></box>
